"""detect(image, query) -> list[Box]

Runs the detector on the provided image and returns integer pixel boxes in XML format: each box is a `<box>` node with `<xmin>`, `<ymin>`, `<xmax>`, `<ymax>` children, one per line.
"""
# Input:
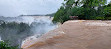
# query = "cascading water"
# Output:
<box><xmin>0</xmin><ymin>36</ymin><xmax>1</xmax><ymax>41</ymax></box>
<box><xmin>31</xmin><ymin>17</ymin><xmax>56</xmax><ymax>34</ymax></box>
<box><xmin>21</xmin><ymin>16</ymin><xmax>57</xmax><ymax>46</ymax></box>
<box><xmin>0</xmin><ymin>16</ymin><xmax>57</xmax><ymax>47</ymax></box>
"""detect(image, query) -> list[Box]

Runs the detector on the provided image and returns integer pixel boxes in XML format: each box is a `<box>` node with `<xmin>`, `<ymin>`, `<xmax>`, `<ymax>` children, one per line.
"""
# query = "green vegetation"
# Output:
<box><xmin>0</xmin><ymin>41</ymin><xmax>20</xmax><ymax>49</ymax></box>
<box><xmin>53</xmin><ymin>0</ymin><xmax>111</xmax><ymax>23</ymax></box>
<box><xmin>0</xmin><ymin>21</ymin><xmax>33</xmax><ymax>47</ymax></box>
<box><xmin>45</xmin><ymin>13</ymin><xmax>55</xmax><ymax>17</ymax></box>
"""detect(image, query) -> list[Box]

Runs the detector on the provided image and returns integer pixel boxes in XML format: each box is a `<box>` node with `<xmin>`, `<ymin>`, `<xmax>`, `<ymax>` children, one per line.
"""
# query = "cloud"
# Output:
<box><xmin>0</xmin><ymin>0</ymin><xmax>64</xmax><ymax>17</ymax></box>
<box><xmin>108</xmin><ymin>0</ymin><xmax>111</xmax><ymax>3</ymax></box>
<box><xmin>0</xmin><ymin>0</ymin><xmax>110</xmax><ymax>17</ymax></box>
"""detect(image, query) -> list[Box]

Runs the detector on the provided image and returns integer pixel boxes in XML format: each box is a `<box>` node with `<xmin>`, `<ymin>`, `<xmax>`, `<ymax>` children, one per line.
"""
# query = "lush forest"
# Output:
<box><xmin>0</xmin><ymin>20</ymin><xmax>33</xmax><ymax>48</ymax></box>
<box><xmin>53</xmin><ymin>0</ymin><xmax>111</xmax><ymax>23</ymax></box>
<box><xmin>0</xmin><ymin>17</ymin><xmax>55</xmax><ymax>49</ymax></box>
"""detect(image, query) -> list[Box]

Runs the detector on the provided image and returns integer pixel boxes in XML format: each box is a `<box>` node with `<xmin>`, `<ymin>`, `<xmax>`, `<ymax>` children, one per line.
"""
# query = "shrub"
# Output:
<box><xmin>89</xmin><ymin>16</ymin><xmax>96</xmax><ymax>20</ymax></box>
<box><xmin>0</xmin><ymin>41</ymin><xmax>20</xmax><ymax>49</ymax></box>
<box><xmin>105</xmin><ymin>17</ymin><xmax>111</xmax><ymax>20</ymax></box>
<box><xmin>95</xmin><ymin>16</ymin><xmax>105</xmax><ymax>20</ymax></box>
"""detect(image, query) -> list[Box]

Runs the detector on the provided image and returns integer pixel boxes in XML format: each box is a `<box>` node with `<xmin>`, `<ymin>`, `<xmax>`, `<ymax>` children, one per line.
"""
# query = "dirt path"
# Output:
<box><xmin>22</xmin><ymin>20</ymin><xmax>111</xmax><ymax>49</ymax></box>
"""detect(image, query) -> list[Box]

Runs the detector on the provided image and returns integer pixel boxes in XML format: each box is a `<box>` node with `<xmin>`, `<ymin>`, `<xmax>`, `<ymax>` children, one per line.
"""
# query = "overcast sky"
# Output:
<box><xmin>0</xmin><ymin>0</ymin><xmax>110</xmax><ymax>17</ymax></box>
<box><xmin>0</xmin><ymin>0</ymin><xmax>64</xmax><ymax>17</ymax></box>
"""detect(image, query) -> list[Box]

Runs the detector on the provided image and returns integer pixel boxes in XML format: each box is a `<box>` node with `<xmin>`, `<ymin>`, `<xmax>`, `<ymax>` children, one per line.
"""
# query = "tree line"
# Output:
<box><xmin>53</xmin><ymin>0</ymin><xmax>111</xmax><ymax>23</ymax></box>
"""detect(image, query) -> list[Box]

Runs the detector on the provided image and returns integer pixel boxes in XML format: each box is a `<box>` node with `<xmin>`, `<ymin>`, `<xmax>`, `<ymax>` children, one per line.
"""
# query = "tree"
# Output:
<box><xmin>53</xmin><ymin>6</ymin><xmax>65</xmax><ymax>23</ymax></box>
<box><xmin>0</xmin><ymin>22</ymin><xmax>32</xmax><ymax>47</ymax></box>
<box><xmin>82</xmin><ymin>0</ymin><xmax>107</xmax><ymax>19</ymax></box>
<box><xmin>0</xmin><ymin>41</ymin><xmax>19</xmax><ymax>49</ymax></box>
<box><xmin>104</xmin><ymin>3</ymin><xmax>111</xmax><ymax>17</ymax></box>
<box><xmin>53</xmin><ymin>0</ymin><xmax>108</xmax><ymax>23</ymax></box>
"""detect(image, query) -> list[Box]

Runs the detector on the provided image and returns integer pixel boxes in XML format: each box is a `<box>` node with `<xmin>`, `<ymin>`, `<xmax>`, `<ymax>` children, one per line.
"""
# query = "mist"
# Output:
<box><xmin>0</xmin><ymin>36</ymin><xmax>1</xmax><ymax>41</ymax></box>
<box><xmin>31</xmin><ymin>17</ymin><xmax>56</xmax><ymax>33</ymax></box>
<box><xmin>0</xmin><ymin>16</ymin><xmax>57</xmax><ymax>47</ymax></box>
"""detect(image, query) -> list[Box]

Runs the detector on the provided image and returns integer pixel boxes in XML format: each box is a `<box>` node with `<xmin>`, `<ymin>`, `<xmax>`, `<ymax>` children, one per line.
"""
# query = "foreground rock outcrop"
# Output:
<box><xmin>22</xmin><ymin>20</ymin><xmax>111</xmax><ymax>49</ymax></box>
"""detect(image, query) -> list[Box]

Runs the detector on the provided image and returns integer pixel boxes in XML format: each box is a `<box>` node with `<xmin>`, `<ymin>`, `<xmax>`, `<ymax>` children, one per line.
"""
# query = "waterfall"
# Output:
<box><xmin>0</xmin><ymin>36</ymin><xmax>2</xmax><ymax>41</ymax></box>
<box><xmin>21</xmin><ymin>16</ymin><xmax>57</xmax><ymax>46</ymax></box>
<box><xmin>0</xmin><ymin>16</ymin><xmax>57</xmax><ymax>47</ymax></box>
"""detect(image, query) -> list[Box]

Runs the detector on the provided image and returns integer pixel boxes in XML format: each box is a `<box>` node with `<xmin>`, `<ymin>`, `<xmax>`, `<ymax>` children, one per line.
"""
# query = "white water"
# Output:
<box><xmin>0</xmin><ymin>36</ymin><xmax>2</xmax><ymax>41</ymax></box>
<box><xmin>0</xmin><ymin>16</ymin><xmax>57</xmax><ymax>46</ymax></box>
<box><xmin>31</xmin><ymin>17</ymin><xmax>56</xmax><ymax>33</ymax></box>
<box><xmin>21</xmin><ymin>16</ymin><xmax>57</xmax><ymax>46</ymax></box>
<box><xmin>17</xmin><ymin>16</ymin><xmax>35</xmax><ymax>25</ymax></box>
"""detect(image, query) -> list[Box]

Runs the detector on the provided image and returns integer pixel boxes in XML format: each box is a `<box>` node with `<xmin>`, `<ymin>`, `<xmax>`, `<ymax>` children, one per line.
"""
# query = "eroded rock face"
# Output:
<box><xmin>22</xmin><ymin>20</ymin><xmax>111</xmax><ymax>49</ymax></box>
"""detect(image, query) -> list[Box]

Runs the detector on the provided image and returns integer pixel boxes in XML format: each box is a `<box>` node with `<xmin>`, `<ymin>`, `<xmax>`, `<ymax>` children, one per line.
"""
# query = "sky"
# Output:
<box><xmin>0</xmin><ymin>0</ymin><xmax>64</xmax><ymax>17</ymax></box>
<box><xmin>0</xmin><ymin>0</ymin><xmax>110</xmax><ymax>17</ymax></box>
